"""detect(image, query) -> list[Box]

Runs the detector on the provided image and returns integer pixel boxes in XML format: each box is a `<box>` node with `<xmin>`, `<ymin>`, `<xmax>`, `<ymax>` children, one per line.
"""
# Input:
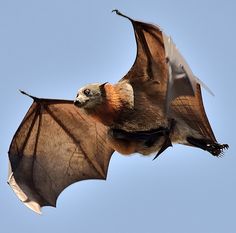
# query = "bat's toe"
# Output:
<box><xmin>207</xmin><ymin>143</ymin><xmax>229</xmax><ymax>157</ymax></box>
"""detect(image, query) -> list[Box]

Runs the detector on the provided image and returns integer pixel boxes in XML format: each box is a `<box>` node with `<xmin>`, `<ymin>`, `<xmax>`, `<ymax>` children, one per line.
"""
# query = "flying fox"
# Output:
<box><xmin>8</xmin><ymin>10</ymin><xmax>228</xmax><ymax>214</ymax></box>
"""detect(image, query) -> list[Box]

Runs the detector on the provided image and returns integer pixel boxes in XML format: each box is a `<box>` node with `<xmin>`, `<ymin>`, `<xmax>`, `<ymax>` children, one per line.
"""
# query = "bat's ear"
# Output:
<box><xmin>99</xmin><ymin>82</ymin><xmax>108</xmax><ymax>97</ymax></box>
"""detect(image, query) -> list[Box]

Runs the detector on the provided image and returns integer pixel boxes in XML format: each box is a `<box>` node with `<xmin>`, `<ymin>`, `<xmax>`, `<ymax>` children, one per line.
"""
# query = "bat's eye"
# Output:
<box><xmin>83</xmin><ymin>89</ymin><xmax>91</xmax><ymax>96</ymax></box>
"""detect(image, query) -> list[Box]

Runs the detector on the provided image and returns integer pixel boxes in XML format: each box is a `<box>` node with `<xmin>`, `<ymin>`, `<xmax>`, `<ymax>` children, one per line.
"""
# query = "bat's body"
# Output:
<box><xmin>8</xmin><ymin>10</ymin><xmax>228</xmax><ymax>213</ymax></box>
<box><xmin>76</xmin><ymin>81</ymin><xmax>200</xmax><ymax>156</ymax></box>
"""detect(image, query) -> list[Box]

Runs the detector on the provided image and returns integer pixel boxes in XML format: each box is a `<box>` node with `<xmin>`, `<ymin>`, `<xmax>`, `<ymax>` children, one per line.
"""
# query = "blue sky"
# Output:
<box><xmin>0</xmin><ymin>1</ymin><xmax>235</xmax><ymax>232</ymax></box>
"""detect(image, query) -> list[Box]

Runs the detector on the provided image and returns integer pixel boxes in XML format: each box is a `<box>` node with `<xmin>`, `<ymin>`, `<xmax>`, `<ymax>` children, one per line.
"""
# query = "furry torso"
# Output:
<box><xmin>84</xmin><ymin>81</ymin><xmax>202</xmax><ymax>156</ymax></box>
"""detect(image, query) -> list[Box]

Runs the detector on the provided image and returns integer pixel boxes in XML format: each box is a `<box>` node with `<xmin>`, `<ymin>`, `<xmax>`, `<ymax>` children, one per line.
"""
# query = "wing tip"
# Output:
<box><xmin>112</xmin><ymin>9</ymin><xmax>133</xmax><ymax>22</ymax></box>
<box><xmin>8</xmin><ymin>172</ymin><xmax>43</xmax><ymax>214</ymax></box>
<box><xmin>193</xmin><ymin>76</ymin><xmax>215</xmax><ymax>96</ymax></box>
<box><xmin>24</xmin><ymin>201</ymin><xmax>42</xmax><ymax>215</ymax></box>
<box><xmin>19</xmin><ymin>89</ymin><xmax>39</xmax><ymax>101</ymax></box>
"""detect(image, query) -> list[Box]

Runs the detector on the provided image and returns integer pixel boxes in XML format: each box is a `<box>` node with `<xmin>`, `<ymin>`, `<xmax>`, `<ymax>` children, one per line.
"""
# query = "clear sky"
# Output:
<box><xmin>1</xmin><ymin>1</ymin><xmax>235</xmax><ymax>233</ymax></box>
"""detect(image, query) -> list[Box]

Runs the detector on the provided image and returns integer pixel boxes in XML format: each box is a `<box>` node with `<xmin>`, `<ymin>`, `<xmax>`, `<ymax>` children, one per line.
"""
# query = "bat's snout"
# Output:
<box><xmin>74</xmin><ymin>99</ymin><xmax>83</xmax><ymax>107</ymax></box>
<box><xmin>74</xmin><ymin>95</ymin><xmax>88</xmax><ymax>108</ymax></box>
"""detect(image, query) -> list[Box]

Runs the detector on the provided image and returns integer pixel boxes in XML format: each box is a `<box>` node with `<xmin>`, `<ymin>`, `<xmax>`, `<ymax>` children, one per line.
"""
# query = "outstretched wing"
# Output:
<box><xmin>8</xmin><ymin>95</ymin><xmax>114</xmax><ymax>214</ymax></box>
<box><xmin>114</xmin><ymin>10</ymin><xmax>216</xmax><ymax>141</ymax></box>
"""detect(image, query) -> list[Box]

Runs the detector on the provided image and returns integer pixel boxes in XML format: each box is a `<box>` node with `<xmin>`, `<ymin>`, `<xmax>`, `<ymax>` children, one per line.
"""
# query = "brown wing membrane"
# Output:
<box><xmin>112</xmin><ymin>10</ymin><xmax>169</xmax><ymax>131</ymax></box>
<box><xmin>118</xmin><ymin>10</ymin><xmax>168</xmax><ymax>104</ymax></box>
<box><xmin>171</xmin><ymin>85</ymin><xmax>216</xmax><ymax>141</ymax></box>
<box><xmin>8</xmin><ymin>96</ymin><xmax>114</xmax><ymax>213</ymax></box>
<box><xmin>114</xmin><ymin>10</ymin><xmax>216</xmax><ymax>142</ymax></box>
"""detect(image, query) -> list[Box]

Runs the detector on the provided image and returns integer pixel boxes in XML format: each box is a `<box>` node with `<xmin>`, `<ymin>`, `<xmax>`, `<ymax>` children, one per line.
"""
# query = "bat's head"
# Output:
<box><xmin>74</xmin><ymin>83</ymin><xmax>106</xmax><ymax>109</ymax></box>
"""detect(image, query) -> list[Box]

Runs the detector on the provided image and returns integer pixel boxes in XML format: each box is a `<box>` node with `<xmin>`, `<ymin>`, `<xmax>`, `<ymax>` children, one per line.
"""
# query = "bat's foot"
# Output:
<box><xmin>187</xmin><ymin>137</ymin><xmax>229</xmax><ymax>156</ymax></box>
<box><xmin>208</xmin><ymin>143</ymin><xmax>229</xmax><ymax>156</ymax></box>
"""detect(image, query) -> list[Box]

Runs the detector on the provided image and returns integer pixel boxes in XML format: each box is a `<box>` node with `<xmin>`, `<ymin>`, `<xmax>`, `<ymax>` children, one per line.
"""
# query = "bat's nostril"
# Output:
<box><xmin>74</xmin><ymin>99</ymin><xmax>79</xmax><ymax>105</ymax></box>
<box><xmin>74</xmin><ymin>99</ymin><xmax>83</xmax><ymax>107</ymax></box>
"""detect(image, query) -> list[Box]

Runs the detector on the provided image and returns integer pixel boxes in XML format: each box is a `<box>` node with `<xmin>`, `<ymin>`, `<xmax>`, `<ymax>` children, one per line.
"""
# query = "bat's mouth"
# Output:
<box><xmin>74</xmin><ymin>99</ymin><xmax>87</xmax><ymax>108</ymax></box>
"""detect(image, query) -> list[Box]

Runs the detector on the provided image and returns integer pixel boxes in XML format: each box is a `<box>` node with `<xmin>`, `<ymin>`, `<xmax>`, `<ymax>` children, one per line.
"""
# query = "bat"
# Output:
<box><xmin>8</xmin><ymin>10</ymin><xmax>228</xmax><ymax>213</ymax></box>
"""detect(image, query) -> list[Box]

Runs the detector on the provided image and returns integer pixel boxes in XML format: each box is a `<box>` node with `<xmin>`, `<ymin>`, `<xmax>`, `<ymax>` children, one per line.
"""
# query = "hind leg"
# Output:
<box><xmin>186</xmin><ymin>137</ymin><xmax>229</xmax><ymax>156</ymax></box>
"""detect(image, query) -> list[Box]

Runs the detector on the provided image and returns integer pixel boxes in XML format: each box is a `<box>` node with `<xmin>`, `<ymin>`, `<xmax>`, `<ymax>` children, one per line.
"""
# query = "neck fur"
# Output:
<box><xmin>86</xmin><ymin>82</ymin><xmax>133</xmax><ymax>126</ymax></box>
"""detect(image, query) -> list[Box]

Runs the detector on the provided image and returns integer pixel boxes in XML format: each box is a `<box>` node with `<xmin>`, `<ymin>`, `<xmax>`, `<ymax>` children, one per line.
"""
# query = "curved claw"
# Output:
<box><xmin>112</xmin><ymin>9</ymin><xmax>133</xmax><ymax>22</ymax></box>
<box><xmin>19</xmin><ymin>90</ymin><xmax>39</xmax><ymax>101</ymax></box>
<box><xmin>187</xmin><ymin>137</ymin><xmax>229</xmax><ymax>157</ymax></box>
<box><xmin>208</xmin><ymin>143</ymin><xmax>229</xmax><ymax>156</ymax></box>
